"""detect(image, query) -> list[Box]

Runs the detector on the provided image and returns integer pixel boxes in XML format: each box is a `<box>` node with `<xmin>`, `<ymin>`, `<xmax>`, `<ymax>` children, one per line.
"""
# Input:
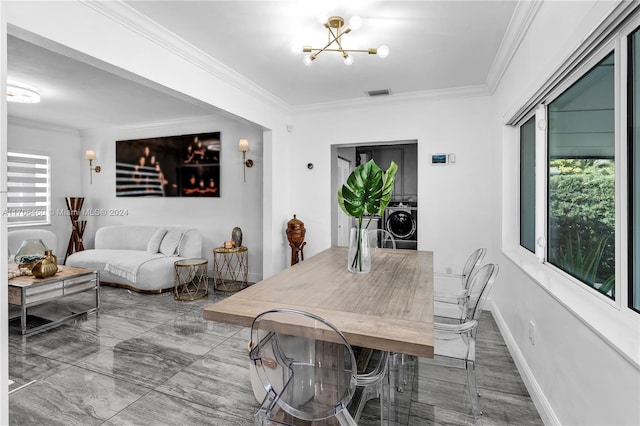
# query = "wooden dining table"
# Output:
<box><xmin>203</xmin><ymin>246</ymin><xmax>434</xmax><ymax>358</ymax></box>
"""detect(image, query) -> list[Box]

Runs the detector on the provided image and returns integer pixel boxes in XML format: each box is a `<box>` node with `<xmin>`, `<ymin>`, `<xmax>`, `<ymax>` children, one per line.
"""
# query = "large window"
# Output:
<box><xmin>6</xmin><ymin>152</ymin><xmax>51</xmax><ymax>227</ymax></box>
<box><xmin>547</xmin><ymin>53</ymin><xmax>616</xmax><ymax>299</ymax></box>
<box><xmin>630</xmin><ymin>29</ymin><xmax>640</xmax><ymax>313</ymax></box>
<box><xmin>520</xmin><ymin>116</ymin><xmax>536</xmax><ymax>253</ymax></box>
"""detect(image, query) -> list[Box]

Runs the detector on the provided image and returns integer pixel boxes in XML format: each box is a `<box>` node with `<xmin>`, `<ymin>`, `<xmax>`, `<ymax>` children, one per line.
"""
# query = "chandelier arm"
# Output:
<box><xmin>311</xmin><ymin>27</ymin><xmax>344</xmax><ymax>59</ymax></box>
<box><xmin>306</xmin><ymin>48</ymin><xmax>375</xmax><ymax>54</ymax></box>
<box><xmin>329</xmin><ymin>26</ymin><xmax>345</xmax><ymax>55</ymax></box>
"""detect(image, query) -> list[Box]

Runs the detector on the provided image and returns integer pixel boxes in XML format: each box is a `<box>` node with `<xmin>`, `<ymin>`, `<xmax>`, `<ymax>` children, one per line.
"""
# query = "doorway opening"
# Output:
<box><xmin>330</xmin><ymin>140</ymin><xmax>418</xmax><ymax>249</ymax></box>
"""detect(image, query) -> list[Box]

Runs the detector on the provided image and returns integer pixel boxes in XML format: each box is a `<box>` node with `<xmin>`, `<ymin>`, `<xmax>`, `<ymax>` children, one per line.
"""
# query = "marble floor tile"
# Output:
<box><xmin>74</xmin><ymin>313</ymin><xmax>163</xmax><ymax>347</ymax></box>
<box><xmin>7</xmin><ymin>285</ymin><xmax>543</xmax><ymax>426</ymax></box>
<box><xmin>97</xmin><ymin>286</ymin><xmax>153</xmax><ymax>308</ymax></box>
<box><xmin>105</xmin><ymin>304</ymin><xmax>182</xmax><ymax>324</ymax></box>
<box><xmin>9</xmin><ymin>365</ymin><xmax>149</xmax><ymax>426</ymax></box>
<box><xmin>156</xmin><ymin>339</ymin><xmax>258</xmax><ymax>422</ymax></box>
<box><xmin>171</xmin><ymin>311</ymin><xmax>246</xmax><ymax>339</ymax></box>
<box><xmin>76</xmin><ymin>335</ymin><xmax>203</xmax><ymax>389</ymax></box>
<box><xmin>103</xmin><ymin>390</ymin><xmax>248</xmax><ymax>426</ymax></box>
<box><xmin>8</xmin><ymin>351</ymin><xmax>73</xmax><ymax>388</ymax></box>
<box><xmin>11</xmin><ymin>322</ymin><xmax>110</xmax><ymax>365</ymax></box>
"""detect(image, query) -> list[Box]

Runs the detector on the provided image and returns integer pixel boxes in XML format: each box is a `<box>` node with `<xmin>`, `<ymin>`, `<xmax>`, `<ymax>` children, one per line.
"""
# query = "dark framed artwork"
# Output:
<box><xmin>116</xmin><ymin>132</ymin><xmax>221</xmax><ymax>197</ymax></box>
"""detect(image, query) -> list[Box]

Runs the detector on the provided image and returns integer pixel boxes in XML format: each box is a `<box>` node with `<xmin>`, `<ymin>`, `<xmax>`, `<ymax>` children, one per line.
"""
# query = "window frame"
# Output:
<box><xmin>542</xmin><ymin>46</ymin><xmax>620</xmax><ymax>307</ymax></box>
<box><xmin>519</xmin><ymin>115</ymin><xmax>536</xmax><ymax>253</ymax></box>
<box><xmin>626</xmin><ymin>25</ymin><xmax>639</xmax><ymax>314</ymax></box>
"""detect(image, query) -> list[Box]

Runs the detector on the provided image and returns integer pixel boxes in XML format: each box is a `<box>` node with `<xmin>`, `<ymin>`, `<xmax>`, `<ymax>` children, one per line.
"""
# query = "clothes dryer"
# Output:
<box><xmin>384</xmin><ymin>202</ymin><xmax>417</xmax><ymax>250</ymax></box>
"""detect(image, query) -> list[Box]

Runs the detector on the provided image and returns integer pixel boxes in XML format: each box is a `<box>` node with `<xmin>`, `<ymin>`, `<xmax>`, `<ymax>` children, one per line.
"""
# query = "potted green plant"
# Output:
<box><xmin>338</xmin><ymin>159</ymin><xmax>398</xmax><ymax>273</ymax></box>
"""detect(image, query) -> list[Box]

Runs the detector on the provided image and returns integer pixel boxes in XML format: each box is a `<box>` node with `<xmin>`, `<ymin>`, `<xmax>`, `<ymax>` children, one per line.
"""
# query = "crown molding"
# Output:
<box><xmin>292</xmin><ymin>84</ymin><xmax>490</xmax><ymax>115</ymax></box>
<box><xmin>485</xmin><ymin>0</ymin><xmax>543</xmax><ymax>95</ymax></box>
<box><xmin>78</xmin><ymin>114</ymin><xmax>231</xmax><ymax>137</ymax></box>
<box><xmin>80</xmin><ymin>0</ymin><xmax>291</xmax><ymax>114</ymax></box>
<box><xmin>8</xmin><ymin>116</ymin><xmax>81</xmax><ymax>135</ymax></box>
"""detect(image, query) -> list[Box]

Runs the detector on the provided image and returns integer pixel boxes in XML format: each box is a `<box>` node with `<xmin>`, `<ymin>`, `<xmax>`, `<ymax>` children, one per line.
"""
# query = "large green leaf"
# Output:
<box><xmin>338</xmin><ymin>160</ymin><xmax>398</xmax><ymax>221</ymax></box>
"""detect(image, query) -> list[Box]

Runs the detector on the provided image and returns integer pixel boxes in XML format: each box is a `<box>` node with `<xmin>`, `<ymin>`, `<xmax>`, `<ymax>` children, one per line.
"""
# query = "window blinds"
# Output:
<box><xmin>6</xmin><ymin>152</ymin><xmax>50</xmax><ymax>226</ymax></box>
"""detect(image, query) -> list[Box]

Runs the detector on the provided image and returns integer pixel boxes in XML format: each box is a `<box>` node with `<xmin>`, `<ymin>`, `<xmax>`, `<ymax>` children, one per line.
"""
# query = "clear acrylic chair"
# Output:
<box><xmin>367</xmin><ymin>229</ymin><xmax>397</xmax><ymax>250</ymax></box>
<box><xmin>249</xmin><ymin>308</ymin><xmax>358</xmax><ymax>425</ymax></box>
<box><xmin>353</xmin><ymin>349</ymin><xmax>390</xmax><ymax>424</ymax></box>
<box><xmin>425</xmin><ymin>263</ymin><xmax>499</xmax><ymax>422</ymax></box>
<box><xmin>434</xmin><ymin>248</ymin><xmax>487</xmax><ymax>321</ymax></box>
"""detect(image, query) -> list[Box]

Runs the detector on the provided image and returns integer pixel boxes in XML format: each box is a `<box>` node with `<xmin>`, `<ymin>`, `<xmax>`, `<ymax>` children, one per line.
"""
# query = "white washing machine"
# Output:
<box><xmin>384</xmin><ymin>202</ymin><xmax>418</xmax><ymax>250</ymax></box>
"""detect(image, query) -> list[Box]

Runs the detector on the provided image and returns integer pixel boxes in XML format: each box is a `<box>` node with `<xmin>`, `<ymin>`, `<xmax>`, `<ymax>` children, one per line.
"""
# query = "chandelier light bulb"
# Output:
<box><xmin>303</xmin><ymin>55</ymin><xmax>314</xmax><ymax>66</ymax></box>
<box><xmin>343</xmin><ymin>55</ymin><xmax>354</xmax><ymax>66</ymax></box>
<box><xmin>377</xmin><ymin>45</ymin><xmax>390</xmax><ymax>58</ymax></box>
<box><xmin>291</xmin><ymin>44</ymin><xmax>303</xmax><ymax>54</ymax></box>
<box><xmin>349</xmin><ymin>16</ymin><xmax>362</xmax><ymax>31</ymax></box>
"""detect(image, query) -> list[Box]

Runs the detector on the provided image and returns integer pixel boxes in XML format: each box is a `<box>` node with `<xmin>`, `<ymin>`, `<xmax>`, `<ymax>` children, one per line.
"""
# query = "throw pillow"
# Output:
<box><xmin>146</xmin><ymin>228</ymin><xmax>167</xmax><ymax>253</ymax></box>
<box><xmin>160</xmin><ymin>230</ymin><xmax>183</xmax><ymax>256</ymax></box>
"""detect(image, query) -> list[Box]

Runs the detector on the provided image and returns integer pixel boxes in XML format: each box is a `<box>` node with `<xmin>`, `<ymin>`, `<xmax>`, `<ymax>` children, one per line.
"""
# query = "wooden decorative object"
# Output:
<box><xmin>64</xmin><ymin>197</ymin><xmax>86</xmax><ymax>263</ymax></box>
<box><xmin>286</xmin><ymin>214</ymin><xmax>306</xmax><ymax>266</ymax></box>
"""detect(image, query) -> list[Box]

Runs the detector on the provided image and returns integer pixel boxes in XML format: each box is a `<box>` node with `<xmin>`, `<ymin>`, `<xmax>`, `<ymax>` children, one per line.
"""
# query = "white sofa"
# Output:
<box><xmin>66</xmin><ymin>225</ymin><xmax>202</xmax><ymax>293</ymax></box>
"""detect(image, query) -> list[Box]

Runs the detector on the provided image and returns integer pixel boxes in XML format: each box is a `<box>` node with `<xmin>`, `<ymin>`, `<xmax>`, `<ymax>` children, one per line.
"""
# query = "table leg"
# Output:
<box><xmin>21</xmin><ymin>304</ymin><xmax>27</xmax><ymax>336</ymax></box>
<box><xmin>94</xmin><ymin>272</ymin><xmax>100</xmax><ymax>315</ymax></box>
<box><xmin>386</xmin><ymin>354</ymin><xmax>397</xmax><ymax>425</ymax></box>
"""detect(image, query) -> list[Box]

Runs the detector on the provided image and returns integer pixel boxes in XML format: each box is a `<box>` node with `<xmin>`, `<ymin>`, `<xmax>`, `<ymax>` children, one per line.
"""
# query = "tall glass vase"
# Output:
<box><xmin>347</xmin><ymin>228</ymin><xmax>371</xmax><ymax>274</ymax></box>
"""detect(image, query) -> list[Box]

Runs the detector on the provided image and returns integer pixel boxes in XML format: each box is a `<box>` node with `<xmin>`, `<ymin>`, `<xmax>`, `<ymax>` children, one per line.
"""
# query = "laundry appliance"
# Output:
<box><xmin>384</xmin><ymin>201</ymin><xmax>418</xmax><ymax>250</ymax></box>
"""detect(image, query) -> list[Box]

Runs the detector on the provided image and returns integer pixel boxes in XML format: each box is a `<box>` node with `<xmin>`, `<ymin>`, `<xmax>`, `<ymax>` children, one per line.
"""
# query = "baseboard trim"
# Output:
<box><xmin>487</xmin><ymin>302</ymin><xmax>560</xmax><ymax>426</ymax></box>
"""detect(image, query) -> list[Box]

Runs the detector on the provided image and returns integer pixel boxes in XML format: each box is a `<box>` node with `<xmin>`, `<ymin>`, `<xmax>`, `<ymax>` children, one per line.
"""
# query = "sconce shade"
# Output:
<box><xmin>85</xmin><ymin>150</ymin><xmax>96</xmax><ymax>161</ymax></box>
<box><xmin>238</xmin><ymin>139</ymin><xmax>250</xmax><ymax>153</ymax></box>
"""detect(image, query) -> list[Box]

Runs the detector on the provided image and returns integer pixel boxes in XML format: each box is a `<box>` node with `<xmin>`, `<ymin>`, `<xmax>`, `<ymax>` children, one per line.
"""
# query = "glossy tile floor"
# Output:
<box><xmin>8</xmin><ymin>283</ymin><xmax>543</xmax><ymax>425</ymax></box>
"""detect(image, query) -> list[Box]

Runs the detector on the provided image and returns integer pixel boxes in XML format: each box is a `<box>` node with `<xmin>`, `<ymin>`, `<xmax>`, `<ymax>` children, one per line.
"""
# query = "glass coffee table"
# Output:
<box><xmin>8</xmin><ymin>265</ymin><xmax>100</xmax><ymax>336</ymax></box>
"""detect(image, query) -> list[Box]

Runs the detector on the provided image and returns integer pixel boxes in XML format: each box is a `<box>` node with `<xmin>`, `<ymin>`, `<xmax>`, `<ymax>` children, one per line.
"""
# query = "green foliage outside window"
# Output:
<box><xmin>548</xmin><ymin>159</ymin><xmax>615</xmax><ymax>298</ymax></box>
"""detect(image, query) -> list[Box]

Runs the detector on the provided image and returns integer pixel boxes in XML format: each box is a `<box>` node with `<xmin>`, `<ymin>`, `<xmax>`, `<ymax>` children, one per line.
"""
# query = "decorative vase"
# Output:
<box><xmin>232</xmin><ymin>227</ymin><xmax>243</xmax><ymax>248</ymax></box>
<box><xmin>347</xmin><ymin>228</ymin><xmax>371</xmax><ymax>274</ymax></box>
<box><xmin>44</xmin><ymin>249</ymin><xmax>58</xmax><ymax>267</ymax></box>
<box><xmin>15</xmin><ymin>239</ymin><xmax>48</xmax><ymax>266</ymax></box>
<box><xmin>286</xmin><ymin>214</ymin><xmax>307</xmax><ymax>266</ymax></box>
<box><xmin>31</xmin><ymin>250</ymin><xmax>58</xmax><ymax>278</ymax></box>
<box><xmin>286</xmin><ymin>215</ymin><xmax>306</xmax><ymax>247</ymax></box>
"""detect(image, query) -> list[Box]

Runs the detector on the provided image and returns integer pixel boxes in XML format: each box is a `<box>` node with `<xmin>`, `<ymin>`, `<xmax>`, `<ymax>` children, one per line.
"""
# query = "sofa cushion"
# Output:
<box><xmin>147</xmin><ymin>228</ymin><xmax>167</xmax><ymax>253</ymax></box>
<box><xmin>160</xmin><ymin>230</ymin><xmax>182</xmax><ymax>256</ymax></box>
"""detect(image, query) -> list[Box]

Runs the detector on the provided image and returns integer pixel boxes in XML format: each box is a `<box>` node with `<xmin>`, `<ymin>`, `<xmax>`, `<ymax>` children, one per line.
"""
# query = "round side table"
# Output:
<box><xmin>174</xmin><ymin>258</ymin><xmax>209</xmax><ymax>301</ymax></box>
<box><xmin>213</xmin><ymin>246</ymin><xmax>248</xmax><ymax>292</ymax></box>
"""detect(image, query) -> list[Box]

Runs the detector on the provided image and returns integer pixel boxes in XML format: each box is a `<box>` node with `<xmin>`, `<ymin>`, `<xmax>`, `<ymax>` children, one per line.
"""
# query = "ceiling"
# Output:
<box><xmin>7</xmin><ymin>1</ymin><xmax>520</xmax><ymax>131</ymax></box>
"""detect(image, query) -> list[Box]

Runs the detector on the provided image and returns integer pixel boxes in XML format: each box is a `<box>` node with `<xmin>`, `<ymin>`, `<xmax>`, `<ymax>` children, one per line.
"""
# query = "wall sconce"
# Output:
<box><xmin>238</xmin><ymin>139</ymin><xmax>253</xmax><ymax>182</ymax></box>
<box><xmin>85</xmin><ymin>150</ymin><xmax>101</xmax><ymax>184</ymax></box>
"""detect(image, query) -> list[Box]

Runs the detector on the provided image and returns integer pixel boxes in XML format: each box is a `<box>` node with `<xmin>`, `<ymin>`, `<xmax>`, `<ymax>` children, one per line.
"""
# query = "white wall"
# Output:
<box><xmin>291</xmin><ymin>95</ymin><xmax>500</xmax><ymax>273</ymax></box>
<box><xmin>493</xmin><ymin>1</ymin><xmax>640</xmax><ymax>425</ymax></box>
<box><xmin>7</xmin><ymin>118</ymin><xmax>83</xmax><ymax>257</ymax></box>
<box><xmin>79</xmin><ymin>117</ymin><xmax>264</xmax><ymax>282</ymax></box>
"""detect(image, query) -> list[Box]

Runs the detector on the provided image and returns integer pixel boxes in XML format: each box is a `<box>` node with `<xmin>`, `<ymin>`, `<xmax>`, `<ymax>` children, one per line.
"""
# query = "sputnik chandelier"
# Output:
<box><xmin>295</xmin><ymin>15</ymin><xmax>389</xmax><ymax>66</ymax></box>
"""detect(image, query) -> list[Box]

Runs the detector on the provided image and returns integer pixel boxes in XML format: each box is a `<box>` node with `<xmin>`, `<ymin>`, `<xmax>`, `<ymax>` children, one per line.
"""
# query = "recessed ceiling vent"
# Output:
<box><xmin>367</xmin><ymin>89</ymin><xmax>390</xmax><ymax>97</ymax></box>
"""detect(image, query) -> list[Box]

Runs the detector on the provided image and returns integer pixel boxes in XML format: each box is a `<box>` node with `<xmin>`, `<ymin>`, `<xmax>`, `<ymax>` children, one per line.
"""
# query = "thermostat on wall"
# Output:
<box><xmin>431</xmin><ymin>153</ymin><xmax>448</xmax><ymax>165</ymax></box>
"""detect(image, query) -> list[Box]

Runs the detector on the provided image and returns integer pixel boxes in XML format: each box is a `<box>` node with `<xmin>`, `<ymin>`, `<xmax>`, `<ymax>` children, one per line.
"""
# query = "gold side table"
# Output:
<box><xmin>213</xmin><ymin>246</ymin><xmax>248</xmax><ymax>292</ymax></box>
<box><xmin>174</xmin><ymin>258</ymin><xmax>209</xmax><ymax>301</ymax></box>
